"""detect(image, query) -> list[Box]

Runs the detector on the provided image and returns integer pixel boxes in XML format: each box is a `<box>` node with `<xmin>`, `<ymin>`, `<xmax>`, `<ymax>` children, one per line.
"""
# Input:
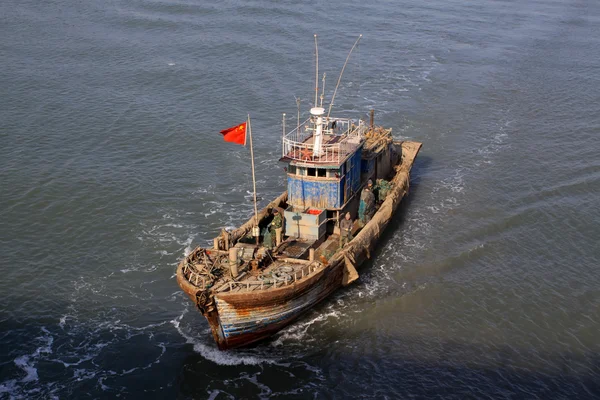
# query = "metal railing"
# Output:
<box><xmin>282</xmin><ymin>118</ymin><xmax>366</xmax><ymax>163</ymax></box>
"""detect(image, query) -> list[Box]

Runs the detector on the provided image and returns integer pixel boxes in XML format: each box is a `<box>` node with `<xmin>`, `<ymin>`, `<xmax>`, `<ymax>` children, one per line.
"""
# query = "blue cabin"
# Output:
<box><xmin>280</xmin><ymin>107</ymin><xmax>372</xmax><ymax>241</ymax></box>
<box><xmin>279</xmin><ymin>107</ymin><xmax>400</xmax><ymax>244</ymax></box>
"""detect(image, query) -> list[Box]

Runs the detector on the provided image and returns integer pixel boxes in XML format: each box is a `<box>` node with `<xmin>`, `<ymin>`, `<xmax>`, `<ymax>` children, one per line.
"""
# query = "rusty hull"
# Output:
<box><xmin>176</xmin><ymin>141</ymin><xmax>422</xmax><ymax>350</ymax></box>
<box><xmin>213</xmin><ymin>261</ymin><xmax>344</xmax><ymax>349</ymax></box>
<box><xmin>176</xmin><ymin>255</ymin><xmax>344</xmax><ymax>349</ymax></box>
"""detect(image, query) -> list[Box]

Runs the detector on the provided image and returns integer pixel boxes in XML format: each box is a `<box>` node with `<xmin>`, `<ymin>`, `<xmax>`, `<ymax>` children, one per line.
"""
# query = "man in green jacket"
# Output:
<box><xmin>269</xmin><ymin>208</ymin><xmax>283</xmax><ymax>247</ymax></box>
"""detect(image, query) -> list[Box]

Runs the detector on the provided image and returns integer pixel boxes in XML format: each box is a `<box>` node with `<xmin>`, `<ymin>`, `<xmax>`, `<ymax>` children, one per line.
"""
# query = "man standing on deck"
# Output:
<box><xmin>359</xmin><ymin>180</ymin><xmax>376</xmax><ymax>225</ymax></box>
<box><xmin>269</xmin><ymin>208</ymin><xmax>283</xmax><ymax>247</ymax></box>
<box><xmin>339</xmin><ymin>212</ymin><xmax>354</xmax><ymax>248</ymax></box>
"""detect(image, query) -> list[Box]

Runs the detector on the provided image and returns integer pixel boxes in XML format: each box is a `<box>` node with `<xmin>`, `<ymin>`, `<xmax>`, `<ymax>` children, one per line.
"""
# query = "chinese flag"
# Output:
<box><xmin>220</xmin><ymin>122</ymin><xmax>247</xmax><ymax>146</ymax></box>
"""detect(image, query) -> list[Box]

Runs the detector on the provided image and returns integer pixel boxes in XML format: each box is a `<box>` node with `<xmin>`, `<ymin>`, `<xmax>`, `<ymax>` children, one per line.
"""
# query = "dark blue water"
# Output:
<box><xmin>2</xmin><ymin>0</ymin><xmax>600</xmax><ymax>398</ymax></box>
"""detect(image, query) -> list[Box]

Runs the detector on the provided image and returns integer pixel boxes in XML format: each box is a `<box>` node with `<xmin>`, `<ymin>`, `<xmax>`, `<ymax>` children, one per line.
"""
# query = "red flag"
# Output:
<box><xmin>219</xmin><ymin>122</ymin><xmax>247</xmax><ymax>146</ymax></box>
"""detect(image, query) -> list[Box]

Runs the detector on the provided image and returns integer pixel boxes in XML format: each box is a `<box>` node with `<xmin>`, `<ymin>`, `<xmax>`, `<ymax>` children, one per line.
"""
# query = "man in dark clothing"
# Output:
<box><xmin>359</xmin><ymin>180</ymin><xmax>376</xmax><ymax>225</ymax></box>
<box><xmin>339</xmin><ymin>212</ymin><xmax>354</xmax><ymax>248</ymax></box>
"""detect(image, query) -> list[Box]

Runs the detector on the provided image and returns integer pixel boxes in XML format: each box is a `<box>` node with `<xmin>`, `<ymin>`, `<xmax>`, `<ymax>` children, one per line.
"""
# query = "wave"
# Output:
<box><xmin>171</xmin><ymin>311</ymin><xmax>283</xmax><ymax>366</ymax></box>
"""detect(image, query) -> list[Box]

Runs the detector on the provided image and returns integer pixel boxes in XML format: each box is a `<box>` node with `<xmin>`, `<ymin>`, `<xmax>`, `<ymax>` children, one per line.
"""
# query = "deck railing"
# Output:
<box><xmin>282</xmin><ymin>118</ymin><xmax>366</xmax><ymax>164</ymax></box>
<box><xmin>222</xmin><ymin>262</ymin><xmax>323</xmax><ymax>292</ymax></box>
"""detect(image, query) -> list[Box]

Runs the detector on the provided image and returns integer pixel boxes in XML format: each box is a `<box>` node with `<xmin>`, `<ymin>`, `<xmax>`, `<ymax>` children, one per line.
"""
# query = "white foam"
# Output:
<box><xmin>171</xmin><ymin>312</ymin><xmax>280</xmax><ymax>366</ymax></box>
<box><xmin>136</xmin><ymin>209</ymin><xmax>201</xmax><ymax>258</ymax></box>
<box><xmin>242</xmin><ymin>373</ymin><xmax>272</xmax><ymax>397</ymax></box>
<box><xmin>426</xmin><ymin>205</ymin><xmax>440</xmax><ymax>214</ymax></box>
<box><xmin>193</xmin><ymin>342</ymin><xmax>276</xmax><ymax>366</ymax></box>
<box><xmin>14</xmin><ymin>356</ymin><xmax>38</xmax><ymax>383</ymax></box>
<box><xmin>73</xmin><ymin>368</ymin><xmax>97</xmax><ymax>381</ymax></box>
<box><xmin>203</xmin><ymin>209</ymin><xmax>217</xmax><ymax>217</ymax></box>
<box><xmin>183</xmin><ymin>234</ymin><xmax>195</xmax><ymax>256</ymax></box>
<box><xmin>192</xmin><ymin>185</ymin><xmax>214</xmax><ymax>195</ymax></box>
<box><xmin>54</xmin><ymin>352</ymin><xmax>96</xmax><ymax>368</ymax></box>
<box><xmin>434</xmin><ymin>171</ymin><xmax>465</xmax><ymax>194</ymax></box>
<box><xmin>0</xmin><ymin>379</ymin><xmax>19</xmax><ymax>395</ymax></box>
<box><xmin>163</xmin><ymin>223</ymin><xmax>184</xmax><ymax>228</ymax></box>
<box><xmin>272</xmin><ymin>308</ymin><xmax>342</xmax><ymax>346</ymax></box>
<box><xmin>473</xmin><ymin>117</ymin><xmax>514</xmax><ymax>167</ymax></box>
<box><xmin>10</xmin><ymin>329</ymin><xmax>53</xmax><ymax>384</ymax></box>
<box><xmin>98</xmin><ymin>376</ymin><xmax>110</xmax><ymax>391</ymax></box>
<box><xmin>207</xmin><ymin>390</ymin><xmax>224</xmax><ymax>400</ymax></box>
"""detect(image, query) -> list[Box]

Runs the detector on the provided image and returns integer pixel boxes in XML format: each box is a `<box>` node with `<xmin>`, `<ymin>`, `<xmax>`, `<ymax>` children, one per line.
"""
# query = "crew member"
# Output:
<box><xmin>339</xmin><ymin>212</ymin><xmax>354</xmax><ymax>248</ymax></box>
<box><xmin>269</xmin><ymin>208</ymin><xmax>283</xmax><ymax>247</ymax></box>
<box><xmin>359</xmin><ymin>180</ymin><xmax>376</xmax><ymax>224</ymax></box>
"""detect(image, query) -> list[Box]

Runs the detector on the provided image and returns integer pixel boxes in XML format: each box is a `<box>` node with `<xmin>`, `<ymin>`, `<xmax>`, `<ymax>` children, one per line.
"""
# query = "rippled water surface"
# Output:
<box><xmin>2</xmin><ymin>0</ymin><xmax>600</xmax><ymax>398</ymax></box>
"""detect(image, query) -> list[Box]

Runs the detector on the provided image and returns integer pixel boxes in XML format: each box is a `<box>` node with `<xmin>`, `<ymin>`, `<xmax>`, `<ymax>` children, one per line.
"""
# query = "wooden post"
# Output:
<box><xmin>223</xmin><ymin>229</ymin><xmax>230</xmax><ymax>251</ymax></box>
<box><xmin>229</xmin><ymin>247</ymin><xmax>238</xmax><ymax>279</ymax></box>
<box><xmin>370</xmin><ymin>109</ymin><xmax>374</xmax><ymax>131</ymax></box>
<box><xmin>309</xmin><ymin>248</ymin><xmax>315</xmax><ymax>262</ymax></box>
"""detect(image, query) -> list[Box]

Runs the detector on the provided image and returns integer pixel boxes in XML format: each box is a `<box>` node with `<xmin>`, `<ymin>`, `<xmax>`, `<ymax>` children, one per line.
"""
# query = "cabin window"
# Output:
<box><xmin>317</xmin><ymin>169</ymin><xmax>326</xmax><ymax>177</ymax></box>
<box><xmin>307</xmin><ymin>167</ymin><xmax>316</xmax><ymax>176</ymax></box>
<box><xmin>327</xmin><ymin>169</ymin><xmax>339</xmax><ymax>178</ymax></box>
<box><xmin>288</xmin><ymin>165</ymin><xmax>296</xmax><ymax>175</ymax></box>
<box><xmin>297</xmin><ymin>167</ymin><xmax>306</xmax><ymax>176</ymax></box>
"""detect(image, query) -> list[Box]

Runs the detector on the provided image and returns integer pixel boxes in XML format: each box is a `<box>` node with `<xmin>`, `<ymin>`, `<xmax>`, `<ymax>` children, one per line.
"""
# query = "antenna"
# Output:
<box><xmin>294</xmin><ymin>96</ymin><xmax>301</xmax><ymax>132</ymax></box>
<box><xmin>314</xmin><ymin>34</ymin><xmax>319</xmax><ymax>108</ymax></box>
<box><xmin>282</xmin><ymin>113</ymin><xmax>286</xmax><ymax>156</ymax></box>
<box><xmin>327</xmin><ymin>34</ymin><xmax>362</xmax><ymax>119</ymax></box>
<box><xmin>320</xmin><ymin>73</ymin><xmax>326</xmax><ymax>108</ymax></box>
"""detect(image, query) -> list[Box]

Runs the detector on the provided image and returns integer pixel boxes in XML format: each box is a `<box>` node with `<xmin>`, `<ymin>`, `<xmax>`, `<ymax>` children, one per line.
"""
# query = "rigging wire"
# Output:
<box><xmin>327</xmin><ymin>34</ymin><xmax>363</xmax><ymax>120</ymax></box>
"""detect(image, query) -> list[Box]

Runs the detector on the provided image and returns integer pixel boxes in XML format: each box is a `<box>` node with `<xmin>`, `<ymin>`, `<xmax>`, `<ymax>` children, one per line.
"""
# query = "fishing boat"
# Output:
<box><xmin>176</xmin><ymin>36</ymin><xmax>422</xmax><ymax>350</ymax></box>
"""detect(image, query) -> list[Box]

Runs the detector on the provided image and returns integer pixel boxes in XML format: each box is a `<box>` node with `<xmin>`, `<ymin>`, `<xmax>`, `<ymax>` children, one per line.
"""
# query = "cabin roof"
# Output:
<box><xmin>281</xmin><ymin>117</ymin><xmax>366</xmax><ymax>167</ymax></box>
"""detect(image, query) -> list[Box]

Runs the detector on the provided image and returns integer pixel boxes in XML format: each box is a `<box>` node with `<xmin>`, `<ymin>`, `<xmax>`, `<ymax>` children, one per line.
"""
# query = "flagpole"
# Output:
<box><xmin>247</xmin><ymin>114</ymin><xmax>260</xmax><ymax>246</ymax></box>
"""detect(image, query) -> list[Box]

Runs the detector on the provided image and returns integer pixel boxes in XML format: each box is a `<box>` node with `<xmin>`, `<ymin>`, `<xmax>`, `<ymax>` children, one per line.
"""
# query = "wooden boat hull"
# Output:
<box><xmin>213</xmin><ymin>260</ymin><xmax>344</xmax><ymax>348</ymax></box>
<box><xmin>177</xmin><ymin>252</ymin><xmax>344</xmax><ymax>349</ymax></box>
<box><xmin>177</xmin><ymin>141</ymin><xmax>421</xmax><ymax>349</ymax></box>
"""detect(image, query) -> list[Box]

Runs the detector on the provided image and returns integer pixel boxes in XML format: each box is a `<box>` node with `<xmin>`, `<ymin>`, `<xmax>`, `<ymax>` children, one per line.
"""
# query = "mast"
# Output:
<box><xmin>314</xmin><ymin>34</ymin><xmax>319</xmax><ymax>108</ymax></box>
<box><xmin>247</xmin><ymin>115</ymin><xmax>260</xmax><ymax>245</ymax></box>
<box><xmin>282</xmin><ymin>113</ymin><xmax>286</xmax><ymax>157</ymax></box>
<box><xmin>311</xmin><ymin>106</ymin><xmax>325</xmax><ymax>157</ymax></box>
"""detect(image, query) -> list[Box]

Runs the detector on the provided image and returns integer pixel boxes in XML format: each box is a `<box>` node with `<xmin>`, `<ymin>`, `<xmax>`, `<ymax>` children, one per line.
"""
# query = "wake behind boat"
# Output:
<box><xmin>177</xmin><ymin>36</ymin><xmax>422</xmax><ymax>350</ymax></box>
